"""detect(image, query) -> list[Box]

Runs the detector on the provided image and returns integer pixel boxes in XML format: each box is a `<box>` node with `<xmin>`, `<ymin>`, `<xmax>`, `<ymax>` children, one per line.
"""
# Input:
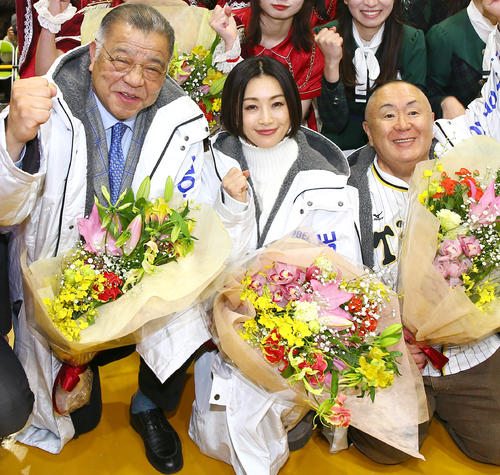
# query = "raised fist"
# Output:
<box><xmin>222</xmin><ymin>167</ymin><xmax>250</xmax><ymax>203</ymax></box>
<box><xmin>6</xmin><ymin>77</ymin><xmax>57</xmax><ymax>161</ymax></box>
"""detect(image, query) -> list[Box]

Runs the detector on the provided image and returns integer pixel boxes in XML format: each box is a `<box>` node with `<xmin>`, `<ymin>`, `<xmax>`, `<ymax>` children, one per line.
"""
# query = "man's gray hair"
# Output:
<box><xmin>94</xmin><ymin>4</ymin><xmax>175</xmax><ymax>63</ymax></box>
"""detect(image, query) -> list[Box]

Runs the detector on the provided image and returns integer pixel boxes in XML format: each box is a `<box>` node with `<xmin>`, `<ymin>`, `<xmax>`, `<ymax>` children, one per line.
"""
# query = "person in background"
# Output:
<box><xmin>32</xmin><ymin>0</ymin><xmax>123</xmax><ymax>77</ymax></box>
<box><xmin>400</xmin><ymin>0</ymin><xmax>453</xmax><ymax>32</ymax></box>
<box><xmin>209</xmin><ymin>0</ymin><xmax>325</xmax><ymax>124</ymax></box>
<box><xmin>315</xmin><ymin>0</ymin><xmax>426</xmax><ymax>152</ymax></box>
<box><xmin>426</xmin><ymin>0</ymin><xmax>497</xmax><ymax>119</ymax></box>
<box><xmin>1</xmin><ymin>13</ymin><xmax>17</xmax><ymax>64</ymax></box>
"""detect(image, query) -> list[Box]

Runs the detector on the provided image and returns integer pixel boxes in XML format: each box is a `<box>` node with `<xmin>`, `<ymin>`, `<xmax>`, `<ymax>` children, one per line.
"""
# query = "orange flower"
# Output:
<box><xmin>441</xmin><ymin>177</ymin><xmax>459</xmax><ymax>196</ymax></box>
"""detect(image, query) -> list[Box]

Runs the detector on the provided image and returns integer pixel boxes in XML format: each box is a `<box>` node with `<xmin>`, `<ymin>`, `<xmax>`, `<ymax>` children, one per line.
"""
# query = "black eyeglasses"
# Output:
<box><xmin>100</xmin><ymin>43</ymin><xmax>167</xmax><ymax>82</ymax></box>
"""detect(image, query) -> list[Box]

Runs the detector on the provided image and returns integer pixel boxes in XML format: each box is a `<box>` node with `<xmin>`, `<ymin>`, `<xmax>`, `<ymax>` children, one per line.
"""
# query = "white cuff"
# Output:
<box><xmin>222</xmin><ymin>186</ymin><xmax>249</xmax><ymax>213</ymax></box>
<box><xmin>34</xmin><ymin>0</ymin><xmax>77</xmax><ymax>34</ymax></box>
<box><xmin>213</xmin><ymin>36</ymin><xmax>242</xmax><ymax>74</ymax></box>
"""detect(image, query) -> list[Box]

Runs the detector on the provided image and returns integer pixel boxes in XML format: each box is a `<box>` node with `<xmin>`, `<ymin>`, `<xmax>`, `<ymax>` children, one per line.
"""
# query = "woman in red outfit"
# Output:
<box><xmin>210</xmin><ymin>0</ymin><xmax>325</xmax><ymax>122</ymax></box>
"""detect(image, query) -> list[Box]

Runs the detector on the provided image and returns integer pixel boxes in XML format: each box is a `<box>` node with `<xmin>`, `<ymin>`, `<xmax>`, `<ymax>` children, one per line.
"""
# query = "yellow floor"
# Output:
<box><xmin>1</xmin><ymin>352</ymin><xmax>498</xmax><ymax>475</ymax></box>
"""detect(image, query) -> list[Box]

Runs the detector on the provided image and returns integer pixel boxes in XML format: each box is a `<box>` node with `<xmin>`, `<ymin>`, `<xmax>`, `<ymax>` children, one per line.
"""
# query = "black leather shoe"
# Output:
<box><xmin>130</xmin><ymin>407</ymin><xmax>183</xmax><ymax>473</ymax></box>
<box><xmin>287</xmin><ymin>411</ymin><xmax>315</xmax><ymax>451</ymax></box>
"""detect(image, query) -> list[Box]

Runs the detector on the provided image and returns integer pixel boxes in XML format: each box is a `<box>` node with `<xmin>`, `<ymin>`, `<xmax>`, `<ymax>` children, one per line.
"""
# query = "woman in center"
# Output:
<box><xmin>192</xmin><ymin>56</ymin><xmax>362</xmax><ymax>473</ymax></box>
<box><xmin>205</xmin><ymin>55</ymin><xmax>362</xmax><ymax>263</ymax></box>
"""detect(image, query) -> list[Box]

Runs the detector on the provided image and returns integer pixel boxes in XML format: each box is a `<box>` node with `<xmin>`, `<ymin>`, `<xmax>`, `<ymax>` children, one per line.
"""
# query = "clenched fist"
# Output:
<box><xmin>222</xmin><ymin>167</ymin><xmax>250</xmax><ymax>203</ymax></box>
<box><xmin>315</xmin><ymin>26</ymin><xmax>343</xmax><ymax>83</ymax></box>
<box><xmin>6</xmin><ymin>77</ymin><xmax>57</xmax><ymax>161</ymax></box>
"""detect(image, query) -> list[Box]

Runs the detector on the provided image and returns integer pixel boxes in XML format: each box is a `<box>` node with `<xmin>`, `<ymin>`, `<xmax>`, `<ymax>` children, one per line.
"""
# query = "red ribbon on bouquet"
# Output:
<box><xmin>52</xmin><ymin>363</ymin><xmax>88</xmax><ymax>415</ymax></box>
<box><xmin>404</xmin><ymin>328</ymin><xmax>449</xmax><ymax>371</ymax></box>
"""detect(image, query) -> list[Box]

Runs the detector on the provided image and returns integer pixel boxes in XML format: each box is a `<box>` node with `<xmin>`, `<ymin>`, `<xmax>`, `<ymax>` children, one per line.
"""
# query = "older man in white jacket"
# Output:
<box><xmin>0</xmin><ymin>4</ymin><xmax>210</xmax><ymax>474</ymax></box>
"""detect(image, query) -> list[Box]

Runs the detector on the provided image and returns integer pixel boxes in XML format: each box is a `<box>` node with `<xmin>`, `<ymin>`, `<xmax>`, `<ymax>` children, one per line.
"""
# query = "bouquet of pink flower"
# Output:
<box><xmin>22</xmin><ymin>177</ymin><xmax>231</xmax><ymax>413</ymax></box>
<box><xmin>422</xmin><ymin>166</ymin><xmax>500</xmax><ymax>308</ymax></box>
<box><xmin>400</xmin><ymin>136</ymin><xmax>500</xmax><ymax>345</ymax></box>
<box><xmin>213</xmin><ymin>238</ymin><xmax>427</xmax><ymax>458</ymax></box>
<box><xmin>42</xmin><ymin>176</ymin><xmax>197</xmax><ymax>343</ymax></box>
<box><xmin>239</xmin><ymin>257</ymin><xmax>403</xmax><ymax>428</ymax></box>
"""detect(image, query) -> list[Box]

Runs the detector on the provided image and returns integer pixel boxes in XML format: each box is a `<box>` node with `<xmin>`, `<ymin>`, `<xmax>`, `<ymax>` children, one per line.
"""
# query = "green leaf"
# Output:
<box><xmin>96</xmin><ymin>200</ymin><xmax>107</xmax><ymax>223</ymax></box>
<box><xmin>122</xmin><ymin>188</ymin><xmax>135</xmax><ymax>205</ymax></box>
<box><xmin>101</xmin><ymin>214</ymin><xmax>112</xmax><ymax>229</ymax></box>
<box><xmin>136</xmin><ymin>177</ymin><xmax>151</xmax><ymax>201</ymax></box>
<box><xmin>117</xmin><ymin>202</ymin><xmax>132</xmax><ymax>211</ymax></box>
<box><xmin>209</xmin><ymin>34</ymin><xmax>221</xmax><ymax>54</ymax></box>
<box><xmin>329</xmin><ymin>370</ymin><xmax>338</xmax><ymax>399</ymax></box>
<box><xmin>101</xmin><ymin>186</ymin><xmax>112</xmax><ymax>206</ymax></box>
<box><xmin>164</xmin><ymin>176</ymin><xmax>174</xmax><ymax>202</ymax></box>
<box><xmin>445</xmin><ymin>197</ymin><xmax>455</xmax><ymax>210</ymax></box>
<box><xmin>171</xmin><ymin>224</ymin><xmax>180</xmax><ymax>242</ymax></box>
<box><xmin>280</xmin><ymin>365</ymin><xmax>295</xmax><ymax>379</ymax></box>
<box><xmin>202</xmin><ymin>97</ymin><xmax>213</xmax><ymax>112</ymax></box>
<box><xmin>204</xmin><ymin>53</ymin><xmax>212</xmax><ymax>68</ymax></box>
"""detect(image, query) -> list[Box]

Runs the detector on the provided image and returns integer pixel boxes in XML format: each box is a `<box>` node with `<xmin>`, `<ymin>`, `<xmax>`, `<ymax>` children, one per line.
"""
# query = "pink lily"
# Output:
<box><xmin>123</xmin><ymin>215</ymin><xmax>143</xmax><ymax>256</ymax></box>
<box><xmin>310</xmin><ymin>279</ymin><xmax>353</xmax><ymax>319</ymax></box>
<box><xmin>77</xmin><ymin>204</ymin><xmax>122</xmax><ymax>256</ymax></box>
<box><xmin>469</xmin><ymin>180</ymin><xmax>500</xmax><ymax>225</ymax></box>
<box><xmin>318</xmin><ymin>314</ymin><xmax>353</xmax><ymax>328</ymax></box>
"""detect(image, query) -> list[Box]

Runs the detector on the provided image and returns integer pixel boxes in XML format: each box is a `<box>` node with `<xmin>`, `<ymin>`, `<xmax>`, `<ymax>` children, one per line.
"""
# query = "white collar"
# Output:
<box><xmin>373</xmin><ymin>155</ymin><xmax>409</xmax><ymax>190</ymax></box>
<box><xmin>352</xmin><ymin>23</ymin><xmax>385</xmax><ymax>101</ymax></box>
<box><xmin>467</xmin><ymin>0</ymin><xmax>495</xmax><ymax>43</ymax></box>
<box><xmin>93</xmin><ymin>91</ymin><xmax>136</xmax><ymax>131</ymax></box>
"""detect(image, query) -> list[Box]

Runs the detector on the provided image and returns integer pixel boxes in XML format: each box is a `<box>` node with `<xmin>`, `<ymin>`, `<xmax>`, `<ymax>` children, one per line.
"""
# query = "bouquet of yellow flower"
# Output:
<box><xmin>213</xmin><ymin>238</ymin><xmax>427</xmax><ymax>458</ymax></box>
<box><xmin>43</xmin><ymin>177</ymin><xmax>197</xmax><ymax>343</ymax></box>
<box><xmin>400</xmin><ymin>135</ymin><xmax>500</xmax><ymax>345</ymax></box>
<box><xmin>22</xmin><ymin>177</ymin><xmax>231</xmax><ymax>413</ymax></box>
<box><xmin>238</xmin><ymin>256</ymin><xmax>402</xmax><ymax>428</ymax></box>
<box><xmin>168</xmin><ymin>36</ymin><xmax>226</xmax><ymax>134</ymax></box>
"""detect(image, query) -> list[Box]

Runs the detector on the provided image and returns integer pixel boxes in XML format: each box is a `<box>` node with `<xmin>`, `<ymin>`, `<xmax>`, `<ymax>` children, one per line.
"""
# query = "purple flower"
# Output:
<box><xmin>458</xmin><ymin>235</ymin><xmax>482</xmax><ymax>258</ymax></box>
<box><xmin>444</xmin><ymin>260</ymin><xmax>463</xmax><ymax>279</ymax></box>
<box><xmin>458</xmin><ymin>257</ymin><xmax>473</xmax><ymax>274</ymax></box>
<box><xmin>433</xmin><ymin>255</ymin><xmax>449</xmax><ymax>278</ymax></box>
<box><xmin>469</xmin><ymin>180</ymin><xmax>500</xmax><ymax>225</ymax></box>
<box><xmin>447</xmin><ymin>277</ymin><xmax>463</xmax><ymax>287</ymax></box>
<box><xmin>198</xmin><ymin>84</ymin><xmax>210</xmax><ymax>94</ymax></box>
<box><xmin>438</xmin><ymin>239</ymin><xmax>463</xmax><ymax>260</ymax></box>
<box><xmin>331</xmin><ymin>358</ymin><xmax>347</xmax><ymax>372</ymax></box>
